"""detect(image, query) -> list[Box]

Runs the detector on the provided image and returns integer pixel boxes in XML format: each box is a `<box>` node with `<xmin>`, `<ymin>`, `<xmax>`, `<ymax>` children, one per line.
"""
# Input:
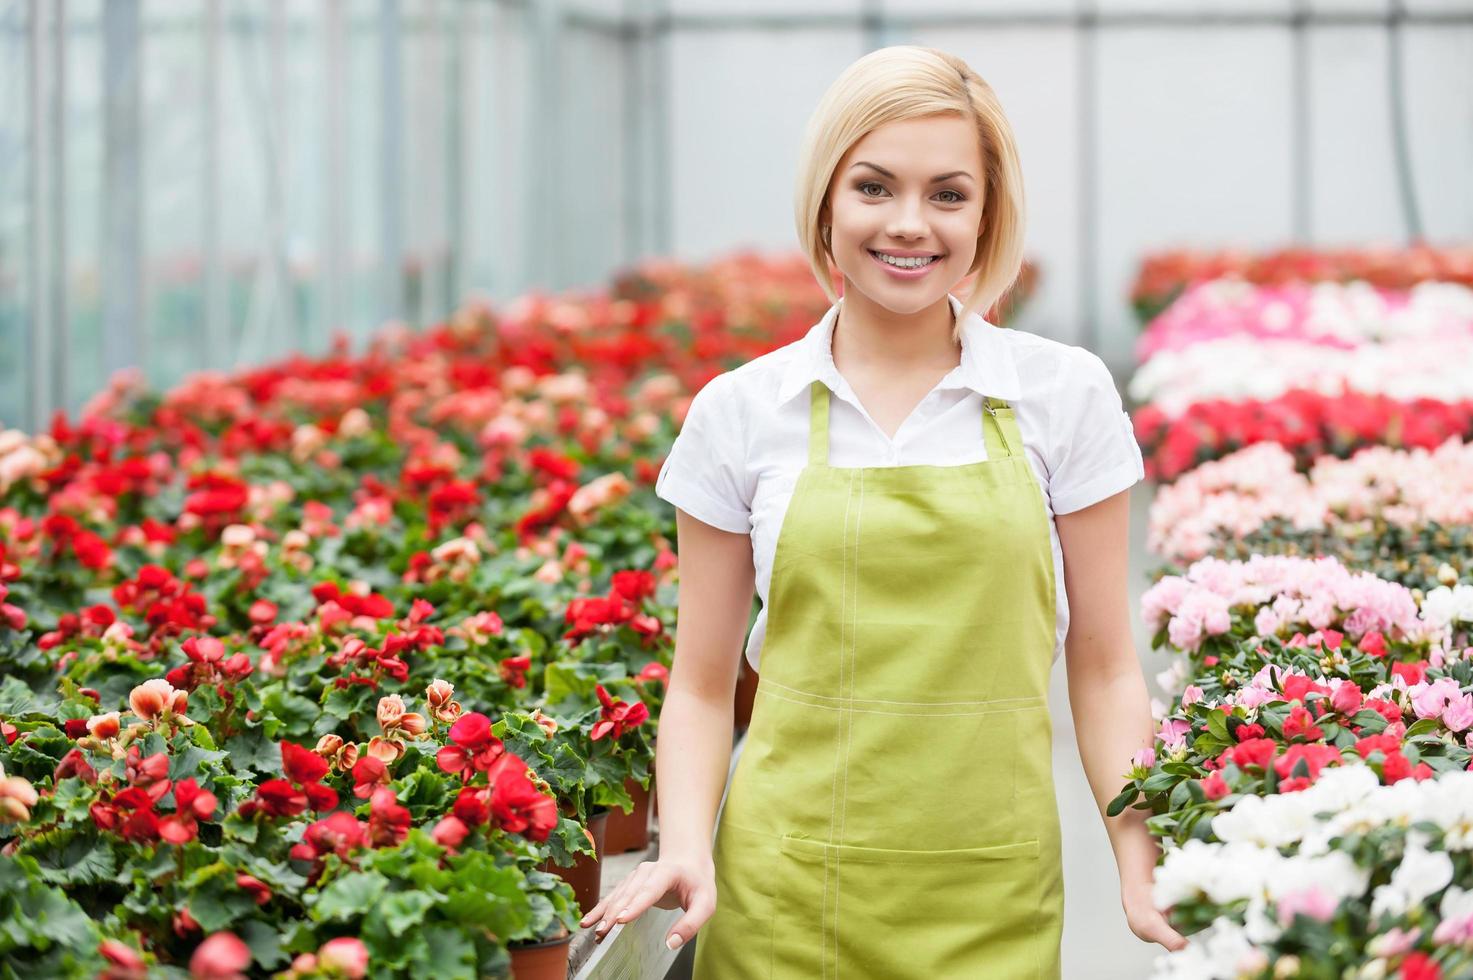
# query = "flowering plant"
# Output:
<box><xmin>1147</xmin><ymin>766</ymin><xmax>1473</xmax><ymax>979</ymax></box>
<box><xmin>1128</xmin><ymin>246</ymin><xmax>1473</xmax><ymax>324</ymax></box>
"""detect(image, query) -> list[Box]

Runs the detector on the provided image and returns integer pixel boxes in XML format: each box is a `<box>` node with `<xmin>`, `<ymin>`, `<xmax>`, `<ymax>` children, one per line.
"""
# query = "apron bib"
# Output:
<box><xmin>692</xmin><ymin>379</ymin><xmax>1064</xmax><ymax>979</ymax></box>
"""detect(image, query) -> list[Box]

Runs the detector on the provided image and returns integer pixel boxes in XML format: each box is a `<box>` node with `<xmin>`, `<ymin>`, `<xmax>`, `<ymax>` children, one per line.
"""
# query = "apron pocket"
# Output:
<box><xmin>771</xmin><ymin>834</ymin><xmax>1047</xmax><ymax>979</ymax></box>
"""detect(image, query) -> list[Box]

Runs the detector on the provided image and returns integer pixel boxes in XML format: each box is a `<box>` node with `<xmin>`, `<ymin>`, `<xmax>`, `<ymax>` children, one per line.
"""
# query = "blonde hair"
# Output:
<box><xmin>794</xmin><ymin>45</ymin><xmax>1027</xmax><ymax>343</ymax></box>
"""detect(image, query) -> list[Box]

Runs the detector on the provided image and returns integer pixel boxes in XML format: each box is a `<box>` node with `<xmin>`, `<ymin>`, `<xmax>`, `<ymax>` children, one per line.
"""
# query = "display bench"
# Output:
<box><xmin>568</xmin><ymin>729</ymin><xmax>749</xmax><ymax>979</ymax></box>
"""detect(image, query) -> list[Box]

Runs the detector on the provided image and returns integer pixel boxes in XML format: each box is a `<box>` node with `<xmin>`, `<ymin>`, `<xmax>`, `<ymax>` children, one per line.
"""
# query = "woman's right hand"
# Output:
<box><xmin>578</xmin><ymin>854</ymin><xmax>717</xmax><ymax>952</ymax></box>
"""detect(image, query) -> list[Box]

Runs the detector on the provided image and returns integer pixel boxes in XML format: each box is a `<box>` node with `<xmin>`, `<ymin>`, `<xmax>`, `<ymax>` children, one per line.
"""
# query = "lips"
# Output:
<box><xmin>868</xmin><ymin>249</ymin><xmax>943</xmax><ymax>277</ymax></box>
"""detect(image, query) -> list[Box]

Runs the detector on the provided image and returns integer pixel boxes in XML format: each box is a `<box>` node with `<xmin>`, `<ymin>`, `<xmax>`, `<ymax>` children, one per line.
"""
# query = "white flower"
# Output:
<box><xmin>1369</xmin><ymin>840</ymin><xmax>1454</xmax><ymax>920</ymax></box>
<box><xmin>1149</xmin><ymin>916</ymin><xmax>1264</xmax><ymax>980</ymax></box>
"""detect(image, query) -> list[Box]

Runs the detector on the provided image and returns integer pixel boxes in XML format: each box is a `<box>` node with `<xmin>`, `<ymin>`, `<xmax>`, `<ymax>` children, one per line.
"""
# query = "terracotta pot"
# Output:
<box><xmin>508</xmin><ymin>929</ymin><xmax>573</xmax><ymax>980</ymax></box>
<box><xmin>602</xmin><ymin>775</ymin><xmax>652</xmax><ymax>854</ymax></box>
<box><xmin>540</xmin><ymin>808</ymin><xmax>608</xmax><ymax>917</ymax></box>
<box><xmin>733</xmin><ymin>659</ymin><xmax>759</xmax><ymax>731</ymax></box>
<box><xmin>650</xmin><ymin>765</ymin><xmax>658</xmax><ymax>821</ymax></box>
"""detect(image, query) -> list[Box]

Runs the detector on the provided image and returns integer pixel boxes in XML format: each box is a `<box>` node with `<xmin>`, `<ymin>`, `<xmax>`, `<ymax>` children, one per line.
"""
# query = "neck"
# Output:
<box><xmin>830</xmin><ymin>288</ymin><xmax>962</xmax><ymax>375</ymax></box>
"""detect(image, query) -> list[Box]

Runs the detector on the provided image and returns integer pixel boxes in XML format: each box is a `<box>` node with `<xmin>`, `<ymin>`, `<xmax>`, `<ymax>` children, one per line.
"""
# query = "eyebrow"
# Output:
<box><xmin>850</xmin><ymin>161</ymin><xmax>974</xmax><ymax>183</ymax></box>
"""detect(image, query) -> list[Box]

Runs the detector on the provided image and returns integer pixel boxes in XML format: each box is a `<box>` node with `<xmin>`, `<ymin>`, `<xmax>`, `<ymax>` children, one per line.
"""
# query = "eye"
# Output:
<box><xmin>857</xmin><ymin>181</ymin><xmax>965</xmax><ymax>204</ymax></box>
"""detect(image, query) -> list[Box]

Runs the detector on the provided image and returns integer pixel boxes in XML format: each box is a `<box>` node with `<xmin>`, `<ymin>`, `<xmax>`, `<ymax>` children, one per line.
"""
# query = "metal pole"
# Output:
<box><xmin>1290</xmin><ymin>0</ymin><xmax>1311</xmax><ymax>243</ymax></box>
<box><xmin>26</xmin><ymin>0</ymin><xmax>47</xmax><ymax>430</ymax></box>
<box><xmin>203</xmin><ymin>0</ymin><xmax>225</xmax><ymax>368</ymax></box>
<box><xmin>446</xmin><ymin>0</ymin><xmax>466</xmax><ymax>314</ymax></box>
<box><xmin>380</xmin><ymin>0</ymin><xmax>405</xmax><ymax>323</ymax></box>
<box><xmin>1076</xmin><ymin>0</ymin><xmax>1099</xmax><ymax>351</ymax></box>
<box><xmin>49</xmin><ymin>0</ymin><xmax>68</xmax><ymax>417</ymax></box>
<box><xmin>102</xmin><ymin>0</ymin><xmax>144</xmax><ymax>383</ymax></box>
<box><xmin>325</xmin><ymin>0</ymin><xmax>347</xmax><ymax>340</ymax></box>
<box><xmin>1385</xmin><ymin>0</ymin><xmax>1425</xmax><ymax>244</ymax></box>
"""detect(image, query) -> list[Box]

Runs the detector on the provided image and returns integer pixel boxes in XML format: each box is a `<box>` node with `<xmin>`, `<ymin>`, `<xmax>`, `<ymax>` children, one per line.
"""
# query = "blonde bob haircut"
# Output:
<box><xmin>794</xmin><ymin>45</ymin><xmax>1027</xmax><ymax>344</ymax></box>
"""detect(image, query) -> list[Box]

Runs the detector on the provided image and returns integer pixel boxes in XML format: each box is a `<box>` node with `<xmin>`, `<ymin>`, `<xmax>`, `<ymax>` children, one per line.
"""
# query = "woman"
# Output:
<box><xmin>580</xmin><ymin>44</ymin><xmax>1188</xmax><ymax>976</ymax></box>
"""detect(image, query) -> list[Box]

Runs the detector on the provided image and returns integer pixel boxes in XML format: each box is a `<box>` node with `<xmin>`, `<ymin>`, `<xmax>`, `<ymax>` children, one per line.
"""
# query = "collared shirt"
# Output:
<box><xmin>655</xmin><ymin>292</ymin><xmax>1145</xmax><ymax>672</ymax></box>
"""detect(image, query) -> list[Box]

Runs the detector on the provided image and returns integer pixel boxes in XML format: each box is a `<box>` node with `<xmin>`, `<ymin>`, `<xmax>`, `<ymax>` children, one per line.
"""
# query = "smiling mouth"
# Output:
<box><xmin>869</xmin><ymin>250</ymin><xmax>944</xmax><ymax>268</ymax></box>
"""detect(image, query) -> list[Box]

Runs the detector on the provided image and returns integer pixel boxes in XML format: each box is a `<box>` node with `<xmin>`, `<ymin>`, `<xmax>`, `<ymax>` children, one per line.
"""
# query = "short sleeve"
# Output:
<box><xmin>1045</xmin><ymin>347</ymin><xmax>1146</xmax><ymax>515</ymax></box>
<box><xmin>654</xmin><ymin>373</ymin><xmax>752</xmax><ymax>533</ymax></box>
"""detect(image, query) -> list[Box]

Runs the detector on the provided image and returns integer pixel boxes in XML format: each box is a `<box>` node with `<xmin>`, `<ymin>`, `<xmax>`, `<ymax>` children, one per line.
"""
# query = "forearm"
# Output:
<box><xmin>653</xmin><ymin>683</ymin><xmax>735</xmax><ymax>865</ymax></box>
<box><xmin>1066</xmin><ymin>655</ymin><xmax>1159</xmax><ymax>891</ymax></box>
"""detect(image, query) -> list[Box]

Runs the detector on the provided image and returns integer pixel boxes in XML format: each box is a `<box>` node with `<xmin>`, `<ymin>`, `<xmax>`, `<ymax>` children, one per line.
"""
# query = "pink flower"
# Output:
<box><xmin>98</xmin><ymin>938</ymin><xmax>147</xmax><ymax>980</ymax></box>
<box><xmin>1131</xmin><ymin>748</ymin><xmax>1156</xmax><ymax>770</ymax></box>
<box><xmin>1156</xmin><ymin>718</ymin><xmax>1191</xmax><ymax>752</ymax></box>
<box><xmin>0</xmin><ymin>764</ymin><xmax>37</xmax><ymax>824</ymax></box>
<box><xmin>1442</xmin><ymin>693</ymin><xmax>1473</xmax><ymax>733</ymax></box>
<box><xmin>318</xmin><ymin>937</ymin><xmax>369</xmax><ymax>979</ymax></box>
<box><xmin>235</xmin><ymin>873</ymin><xmax>272</xmax><ymax>906</ymax></box>
<box><xmin>1367</xmin><ymin>926</ymin><xmax>1422</xmax><ymax>958</ymax></box>
<box><xmin>129</xmin><ymin>678</ymin><xmax>188</xmax><ymax>723</ymax></box>
<box><xmin>1330</xmin><ymin>679</ymin><xmax>1364</xmax><ymax>716</ymax></box>
<box><xmin>1180</xmin><ymin>685</ymin><xmax>1204</xmax><ymax>708</ymax></box>
<box><xmin>432</xmin><ymin>814</ymin><xmax>471</xmax><ymax>849</ymax></box>
<box><xmin>1200</xmin><ymin>771</ymin><xmax>1229</xmax><ymax>801</ymax></box>
<box><xmin>1411</xmin><ymin>677</ymin><xmax>1462</xmax><ymax>721</ymax></box>
<box><xmin>1276</xmin><ymin>887</ymin><xmax>1337</xmax><ymax>926</ymax></box>
<box><xmin>189</xmin><ymin>932</ymin><xmax>251</xmax><ymax>980</ymax></box>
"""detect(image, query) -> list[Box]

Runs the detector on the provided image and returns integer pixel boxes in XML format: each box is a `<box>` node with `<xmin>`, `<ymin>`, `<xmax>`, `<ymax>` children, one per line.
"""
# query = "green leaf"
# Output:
<box><xmin>379</xmin><ymin>891</ymin><xmax>440</xmax><ymax>937</ymax></box>
<box><xmin>312</xmin><ymin>871</ymin><xmax>390</xmax><ymax>923</ymax></box>
<box><xmin>224</xmin><ymin>731</ymin><xmax>280</xmax><ymax>776</ymax></box>
<box><xmin>0</xmin><ymin>675</ymin><xmax>41</xmax><ymax>716</ymax></box>
<box><xmin>409</xmin><ymin>924</ymin><xmax>480</xmax><ymax>979</ymax></box>
<box><xmin>1105</xmin><ymin>786</ymin><xmax>1138</xmax><ymax>818</ymax></box>
<box><xmin>260</xmin><ymin>689</ymin><xmax>320</xmax><ymax>739</ymax></box>
<box><xmin>239</xmin><ymin>919</ymin><xmax>291</xmax><ymax>970</ymax></box>
<box><xmin>32</xmin><ymin>834</ymin><xmax>116</xmax><ymax>887</ymax></box>
<box><xmin>1403</xmin><ymin>717</ymin><xmax>1441</xmax><ymax>739</ymax></box>
<box><xmin>185</xmin><ymin>884</ymin><xmax>257</xmax><ymax>931</ymax></box>
<box><xmin>1140</xmin><ymin>771</ymin><xmax>1179</xmax><ymax>795</ymax></box>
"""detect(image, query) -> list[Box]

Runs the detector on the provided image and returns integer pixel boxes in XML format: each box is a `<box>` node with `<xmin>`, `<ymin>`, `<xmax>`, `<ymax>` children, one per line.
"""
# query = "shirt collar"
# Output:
<box><xmin>775</xmin><ymin>292</ymin><xmax>1021</xmax><ymax>408</ymax></box>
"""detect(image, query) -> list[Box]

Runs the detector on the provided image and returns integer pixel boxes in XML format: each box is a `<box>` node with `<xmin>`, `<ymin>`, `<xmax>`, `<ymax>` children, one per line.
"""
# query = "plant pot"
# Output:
<box><xmin>602</xmin><ymin>775</ymin><xmax>652</xmax><ymax>854</ymax></box>
<box><xmin>508</xmin><ymin>929</ymin><xmax>573</xmax><ymax>980</ymax></box>
<box><xmin>733</xmin><ymin>659</ymin><xmax>759</xmax><ymax>731</ymax></box>
<box><xmin>539</xmin><ymin>808</ymin><xmax>608</xmax><ymax>917</ymax></box>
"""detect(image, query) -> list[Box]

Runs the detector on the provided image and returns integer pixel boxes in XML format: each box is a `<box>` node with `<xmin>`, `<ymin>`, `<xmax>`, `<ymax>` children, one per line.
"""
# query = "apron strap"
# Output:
<box><xmin>808</xmin><ymin>380</ymin><xmax>830</xmax><ymax>466</ymax></box>
<box><xmin>982</xmin><ymin>396</ymin><xmax>1018</xmax><ymax>459</ymax></box>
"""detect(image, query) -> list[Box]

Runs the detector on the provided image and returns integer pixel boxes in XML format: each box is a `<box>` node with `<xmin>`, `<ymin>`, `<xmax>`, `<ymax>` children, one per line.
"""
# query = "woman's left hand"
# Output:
<box><xmin>1121</xmin><ymin>879</ymin><xmax>1188</xmax><ymax>953</ymax></box>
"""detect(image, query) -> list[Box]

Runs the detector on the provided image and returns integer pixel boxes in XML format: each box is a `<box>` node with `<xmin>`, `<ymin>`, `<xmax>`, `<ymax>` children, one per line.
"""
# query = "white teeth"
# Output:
<box><xmin>872</xmin><ymin>251</ymin><xmax>938</xmax><ymax>269</ymax></box>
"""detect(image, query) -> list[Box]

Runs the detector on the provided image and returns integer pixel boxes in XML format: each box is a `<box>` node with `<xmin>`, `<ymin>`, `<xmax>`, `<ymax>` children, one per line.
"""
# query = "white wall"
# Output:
<box><xmin>663</xmin><ymin>0</ymin><xmax>1473</xmax><ymax>368</ymax></box>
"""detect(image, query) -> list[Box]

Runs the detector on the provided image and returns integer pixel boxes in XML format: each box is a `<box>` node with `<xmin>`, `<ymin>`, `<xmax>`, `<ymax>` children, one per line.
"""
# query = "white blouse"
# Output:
<box><xmin>654</xmin><ymin>293</ymin><xmax>1146</xmax><ymax>674</ymax></box>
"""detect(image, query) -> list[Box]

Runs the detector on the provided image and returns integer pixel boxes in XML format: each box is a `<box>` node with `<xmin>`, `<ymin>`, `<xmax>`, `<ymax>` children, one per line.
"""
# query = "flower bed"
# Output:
<box><xmin>1123</xmin><ymin>248</ymin><xmax>1473</xmax><ymax>977</ymax></box>
<box><xmin>1134</xmin><ymin>278</ymin><xmax>1473</xmax><ymax>363</ymax></box>
<box><xmin>1144</xmin><ymin>440</ymin><xmax>1473</xmax><ymax>588</ymax></box>
<box><xmin>4</xmin><ymin>252</ymin><xmax>940</xmax><ymax>977</ymax></box>
<box><xmin>1128</xmin><ymin>245</ymin><xmax>1473</xmax><ymax>325</ymax></box>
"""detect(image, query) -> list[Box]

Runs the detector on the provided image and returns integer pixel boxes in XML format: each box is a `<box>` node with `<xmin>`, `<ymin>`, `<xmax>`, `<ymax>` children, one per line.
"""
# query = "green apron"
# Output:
<box><xmin>692</xmin><ymin>379</ymin><xmax>1064</xmax><ymax>978</ymax></box>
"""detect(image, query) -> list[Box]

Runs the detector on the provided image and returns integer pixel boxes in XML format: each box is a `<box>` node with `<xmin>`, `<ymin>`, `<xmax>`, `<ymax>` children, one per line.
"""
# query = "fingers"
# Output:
<box><xmin>662</xmin><ymin>885</ymin><xmax>716</xmax><ymax>952</ymax></box>
<box><xmin>579</xmin><ymin>862</ymin><xmax>649</xmax><ymax>930</ymax></box>
<box><xmin>592</xmin><ymin>864</ymin><xmax>659</xmax><ymax>942</ymax></box>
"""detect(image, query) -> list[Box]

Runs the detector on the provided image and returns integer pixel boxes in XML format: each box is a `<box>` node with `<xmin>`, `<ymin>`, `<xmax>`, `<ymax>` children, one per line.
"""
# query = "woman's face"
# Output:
<box><xmin>823</xmin><ymin>113</ymin><xmax>986</xmax><ymax>315</ymax></box>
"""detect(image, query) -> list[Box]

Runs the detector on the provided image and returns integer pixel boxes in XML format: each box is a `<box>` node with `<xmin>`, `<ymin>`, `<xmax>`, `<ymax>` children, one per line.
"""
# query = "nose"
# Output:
<box><xmin>886</xmin><ymin>194</ymin><xmax>930</xmax><ymax>240</ymax></box>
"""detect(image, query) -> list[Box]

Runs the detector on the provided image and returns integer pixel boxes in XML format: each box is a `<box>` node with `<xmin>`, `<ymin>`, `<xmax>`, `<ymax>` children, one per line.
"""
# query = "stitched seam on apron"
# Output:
<box><xmin>758</xmin><ymin>688</ymin><xmax>1045</xmax><ymax>717</ymax></box>
<box><xmin>822</xmin><ymin>471</ymin><xmax>854</xmax><ymax>980</ymax></box>
<box><xmin>762</xmin><ymin>678</ymin><xmax>1045</xmax><ymax>709</ymax></box>
<box><xmin>834</xmin><ymin>467</ymin><xmax>864</xmax><ymax>979</ymax></box>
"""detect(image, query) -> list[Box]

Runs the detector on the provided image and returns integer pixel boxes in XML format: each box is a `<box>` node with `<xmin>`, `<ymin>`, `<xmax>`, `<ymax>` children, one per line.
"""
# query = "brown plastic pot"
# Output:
<box><xmin>733</xmin><ymin>659</ymin><xmax>759</xmax><ymax>731</ymax></box>
<box><xmin>539</xmin><ymin>808</ymin><xmax>608</xmax><ymax>917</ymax></box>
<box><xmin>602</xmin><ymin>776</ymin><xmax>652</xmax><ymax>854</ymax></box>
<box><xmin>508</xmin><ymin>929</ymin><xmax>573</xmax><ymax>980</ymax></box>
